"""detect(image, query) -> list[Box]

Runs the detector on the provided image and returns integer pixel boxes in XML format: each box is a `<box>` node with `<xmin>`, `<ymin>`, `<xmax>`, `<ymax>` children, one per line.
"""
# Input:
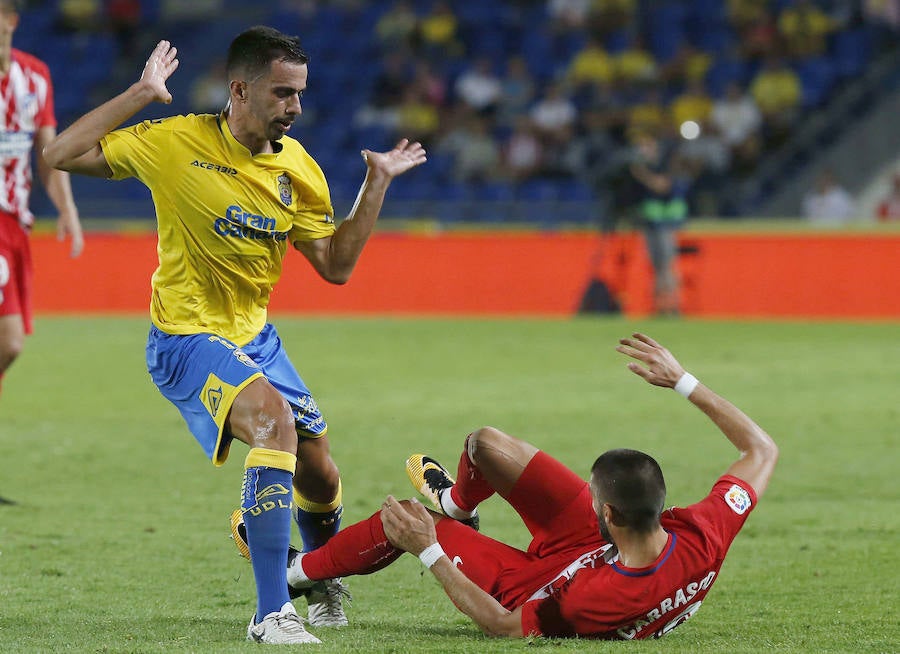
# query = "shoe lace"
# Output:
<box><xmin>311</xmin><ymin>579</ymin><xmax>352</xmax><ymax>617</ymax></box>
<box><xmin>272</xmin><ymin>611</ymin><xmax>308</xmax><ymax>635</ymax></box>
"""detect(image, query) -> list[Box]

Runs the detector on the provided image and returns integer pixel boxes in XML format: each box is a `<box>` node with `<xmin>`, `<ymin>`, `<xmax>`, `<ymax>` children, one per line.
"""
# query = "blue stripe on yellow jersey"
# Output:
<box><xmin>101</xmin><ymin>113</ymin><xmax>335</xmax><ymax>345</ymax></box>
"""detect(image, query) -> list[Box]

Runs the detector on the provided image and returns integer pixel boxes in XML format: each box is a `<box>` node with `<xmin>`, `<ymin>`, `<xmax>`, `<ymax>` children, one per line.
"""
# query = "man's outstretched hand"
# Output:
<box><xmin>616</xmin><ymin>333</ymin><xmax>686</xmax><ymax>389</ymax></box>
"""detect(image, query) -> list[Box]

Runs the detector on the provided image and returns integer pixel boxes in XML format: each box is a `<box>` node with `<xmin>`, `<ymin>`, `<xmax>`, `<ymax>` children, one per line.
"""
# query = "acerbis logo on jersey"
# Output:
<box><xmin>191</xmin><ymin>159</ymin><xmax>238</xmax><ymax>175</ymax></box>
<box><xmin>724</xmin><ymin>484</ymin><xmax>752</xmax><ymax>515</ymax></box>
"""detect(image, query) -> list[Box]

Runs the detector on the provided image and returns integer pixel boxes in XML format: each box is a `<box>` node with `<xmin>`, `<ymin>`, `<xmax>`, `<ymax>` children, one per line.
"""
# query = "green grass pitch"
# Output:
<box><xmin>0</xmin><ymin>316</ymin><xmax>897</xmax><ymax>653</ymax></box>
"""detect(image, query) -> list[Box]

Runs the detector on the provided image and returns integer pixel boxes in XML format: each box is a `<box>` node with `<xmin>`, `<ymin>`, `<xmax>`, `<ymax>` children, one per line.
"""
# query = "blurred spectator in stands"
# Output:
<box><xmin>57</xmin><ymin>0</ymin><xmax>101</xmax><ymax>32</ymax></box>
<box><xmin>730</xmin><ymin>3</ymin><xmax>779</xmax><ymax>61</ymax></box>
<box><xmin>529</xmin><ymin>79</ymin><xmax>578</xmax><ymax>148</ymax></box>
<box><xmin>502</xmin><ymin>116</ymin><xmax>544</xmax><ymax>183</ymax></box>
<box><xmin>190</xmin><ymin>60</ymin><xmax>228</xmax><ymax>114</ymax></box>
<box><xmin>864</xmin><ymin>0</ymin><xmax>900</xmax><ymax>30</ymax></box>
<box><xmin>676</xmin><ymin>122</ymin><xmax>731</xmax><ymax>217</ymax></box>
<box><xmin>627</xmin><ymin>86</ymin><xmax>668</xmax><ymax>140</ymax></box>
<box><xmin>661</xmin><ymin>43</ymin><xmax>712</xmax><ymax>88</ymax></box>
<box><xmin>395</xmin><ymin>85</ymin><xmax>440</xmax><ymax>147</ymax></box>
<box><xmin>710</xmin><ymin>81</ymin><xmax>762</xmax><ymax>174</ymax></box>
<box><xmin>375</xmin><ymin>0</ymin><xmax>420</xmax><ymax>53</ymax></box>
<box><xmin>418</xmin><ymin>0</ymin><xmax>464</xmax><ymax>60</ymax></box>
<box><xmin>727</xmin><ymin>0</ymin><xmax>770</xmax><ymax>31</ymax></box>
<box><xmin>750</xmin><ymin>56</ymin><xmax>801</xmax><ymax>146</ymax></box>
<box><xmin>669</xmin><ymin>79</ymin><xmax>713</xmax><ymax>137</ymax></box>
<box><xmin>497</xmin><ymin>55</ymin><xmax>536</xmax><ymax>127</ymax></box>
<box><xmin>567</xmin><ymin>34</ymin><xmax>615</xmax><ymax>91</ymax></box>
<box><xmin>628</xmin><ymin>131</ymin><xmax>690</xmax><ymax>316</ymax></box>
<box><xmin>354</xmin><ymin>50</ymin><xmax>409</xmax><ymax>130</ymax></box>
<box><xmin>547</xmin><ymin>0</ymin><xmax>592</xmax><ymax>33</ymax></box>
<box><xmin>581</xmin><ymin>79</ymin><xmax>629</xmax><ymax>141</ymax></box>
<box><xmin>105</xmin><ymin>0</ymin><xmax>141</xmax><ymax>58</ymax></box>
<box><xmin>802</xmin><ymin>169</ymin><xmax>856</xmax><ymax>224</ymax></box>
<box><xmin>439</xmin><ymin>115</ymin><xmax>501</xmax><ymax>183</ymax></box>
<box><xmin>588</xmin><ymin>0</ymin><xmax>636</xmax><ymax>38</ymax></box>
<box><xmin>614</xmin><ymin>35</ymin><xmax>658</xmax><ymax>89</ymax></box>
<box><xmin>566</xmin><ymin>107</ymin><xmax>617</xmax><ymax>187</ymax></box>
<box><xmin>778</xmin><ymin>0</ymin><xmax>837</xmax><ymax>59</ymax></box>
<box><xmin>454</xmin><ymin>56</ymin><xmax>503</xmax><ymax>117</ymax></box>
<box><xmin>875</xmin><ymin>172</ymin><xmax>900</xmax><ymax>221</ymax></box>
<box><xmin>410</xmin><ymin>61</ymin><xmax>447</xmax><ymax>108</ymax></box>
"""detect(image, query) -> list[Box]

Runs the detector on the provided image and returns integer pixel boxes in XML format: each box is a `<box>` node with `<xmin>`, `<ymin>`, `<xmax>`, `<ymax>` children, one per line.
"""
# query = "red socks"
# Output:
<box><xmin>301</xmin><ymin>510</ymin><xmax>402</xmax><ymax>579</ymax></box>
<box><xmin>449</xmin><ymin>435</ymin><xmax>495</xmax><ymax>512</ymax></box>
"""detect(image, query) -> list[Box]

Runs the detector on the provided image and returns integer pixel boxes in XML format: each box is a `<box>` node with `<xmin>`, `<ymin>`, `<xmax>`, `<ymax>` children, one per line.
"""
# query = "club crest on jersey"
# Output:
<box><xmin>277</xmin><ymin>173</ymin><xmax>292</xmax><ymax>206</ymax></box>
<box><xmin>724</xmin><ymin>484</ymin><xmax>752</xmax><ymax>515</ymax></box>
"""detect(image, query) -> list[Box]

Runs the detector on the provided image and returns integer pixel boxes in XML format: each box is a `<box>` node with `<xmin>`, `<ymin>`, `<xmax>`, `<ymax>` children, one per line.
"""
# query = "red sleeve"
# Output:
<box><xmin>678</xmin><ymin>475</ymin><xmax>758</xmax><ymax>555</ymax></box>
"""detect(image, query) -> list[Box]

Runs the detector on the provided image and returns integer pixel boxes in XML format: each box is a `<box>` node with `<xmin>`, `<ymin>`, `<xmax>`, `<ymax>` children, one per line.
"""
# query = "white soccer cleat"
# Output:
<box><xmin>305</xmin><ymin>578</ymin><xmax>351</xmax><ymax>627</ymax></box>
<box><xmin>246</xmin><ymin>601</ymin><xmax>321</xmax><ymax>644</ymax></box>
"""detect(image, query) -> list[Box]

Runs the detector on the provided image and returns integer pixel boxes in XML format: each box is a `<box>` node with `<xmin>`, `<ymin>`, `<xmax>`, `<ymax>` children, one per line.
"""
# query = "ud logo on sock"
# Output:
<box><xmin>247</xmin><ymin>483</ymin><xmax>291</xmax><ymax>516</ymax></box>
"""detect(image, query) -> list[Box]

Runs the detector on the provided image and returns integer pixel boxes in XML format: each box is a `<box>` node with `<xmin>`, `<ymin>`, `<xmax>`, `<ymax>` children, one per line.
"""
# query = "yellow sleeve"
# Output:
<box><xmin>288</xmin><ymin>150</ymin><xmax>337</xmax><ymax>242</ymax></box>
<box><xmin>100</xmin><ymin>117</ymin><xmax>174</xmax><ymax>181</ymax></box>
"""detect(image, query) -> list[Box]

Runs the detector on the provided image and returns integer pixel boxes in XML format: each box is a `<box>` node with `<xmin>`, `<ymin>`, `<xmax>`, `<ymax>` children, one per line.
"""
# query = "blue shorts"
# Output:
<box><xmin>146</xmin><ymin>323</ymin><xmax>327</xmax><ymax>466</ymax></box>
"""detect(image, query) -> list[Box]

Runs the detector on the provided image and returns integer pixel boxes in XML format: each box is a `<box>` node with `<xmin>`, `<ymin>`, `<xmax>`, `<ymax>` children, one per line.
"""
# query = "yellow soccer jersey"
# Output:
<box><xmin>101</xmin><ymin>113</ymin><xmax>335</xmax><ymax>345</ymax></box>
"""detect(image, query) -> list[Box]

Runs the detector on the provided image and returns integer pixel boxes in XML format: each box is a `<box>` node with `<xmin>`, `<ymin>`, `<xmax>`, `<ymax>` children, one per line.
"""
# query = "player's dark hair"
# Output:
<box><xmin>591</xmin><ymin>449</ymin><xmax>666</xmax><ymax>533</ymax></box>
<box><xmin>226</xmin><ymin>26</ymin><xmax>308</xmax><ymax>80</ymax></box>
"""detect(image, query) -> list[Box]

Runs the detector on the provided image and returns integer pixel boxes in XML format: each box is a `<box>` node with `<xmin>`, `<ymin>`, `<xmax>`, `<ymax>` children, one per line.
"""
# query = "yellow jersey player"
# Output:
<box><xmin>44</xmin><ymin>27</ymin><xmax>426</xmax><ymax>645</ymax></box>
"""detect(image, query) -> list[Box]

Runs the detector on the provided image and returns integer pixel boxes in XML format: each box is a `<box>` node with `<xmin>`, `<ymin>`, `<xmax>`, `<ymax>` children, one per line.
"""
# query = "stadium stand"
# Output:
<box><xmin>23</xmin><ymin>0</ymin><xmax>900</xmax><ymax>224</ymax></box>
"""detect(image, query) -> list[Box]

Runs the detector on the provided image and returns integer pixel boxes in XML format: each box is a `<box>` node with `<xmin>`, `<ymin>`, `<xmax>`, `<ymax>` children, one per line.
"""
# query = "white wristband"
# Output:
<box><xmin>418</xmin><ymin>543</ymin><xmax>446</xmax><ymax>569</ymax></box>
<box><xmin>674</xmin><ymin>372</ymin><xmax>699</xmax><ymax>398</ymax></box>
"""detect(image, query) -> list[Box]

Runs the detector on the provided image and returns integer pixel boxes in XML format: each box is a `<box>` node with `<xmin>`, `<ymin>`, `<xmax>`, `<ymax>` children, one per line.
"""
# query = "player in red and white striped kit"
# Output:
<box><xmin>0</xmin><ymin>1</ymin><xmax>82</xmax><ymax>505</ymax></box>
<box><xmin>0</xmin><ymin>1</ymin><xmax>83</xmax><ymax>405</ymax></box>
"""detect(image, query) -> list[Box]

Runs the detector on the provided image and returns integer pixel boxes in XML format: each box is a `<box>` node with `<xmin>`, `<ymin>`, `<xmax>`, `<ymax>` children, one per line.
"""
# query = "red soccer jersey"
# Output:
<box><xmin>0</xmin><ymin>49</ymin><xmax>56</xmax><ymax>226</ymax></box>
<box><xmin>519</xmin><ymin>474</ymin><xmax>757</xmax><ymax>639</ymax></box>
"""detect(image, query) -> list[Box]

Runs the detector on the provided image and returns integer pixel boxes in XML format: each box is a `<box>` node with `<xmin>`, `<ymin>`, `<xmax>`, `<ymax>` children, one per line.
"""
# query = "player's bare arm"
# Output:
<box><xmin>43</xmin><ymin>40</ymin><xmax>179</xmax><ymax>177</ymax></box>
<box><xmin>294</xmin><ymin>139</ymin><xmax>426</xmax><ymax>284</ymax></box>
<box><xmin>616</xmin><ymin>333</ymin><xmax>778</xmax><ymax>497</ymax></box>
<box><xmin>380</xmin><ymin>495</ymin><xmax>524</xmax><ymax>638</ymax></box>
<box><xmin>34</xmin><ymin>126</ymin><xmax>83</xmax><ymax>257</ymax></box>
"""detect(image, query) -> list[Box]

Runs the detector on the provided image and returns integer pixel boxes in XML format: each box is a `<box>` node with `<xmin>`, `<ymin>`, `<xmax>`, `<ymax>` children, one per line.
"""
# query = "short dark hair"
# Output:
<box><xmin>591</xmin><ymin>449</ymin><xmax>666</xmax><ymax>533</ymax></box>
<box><xmin>226</xmin><ymin>26</ymin><xmax>308</xmax><ymax>80</ymax></box>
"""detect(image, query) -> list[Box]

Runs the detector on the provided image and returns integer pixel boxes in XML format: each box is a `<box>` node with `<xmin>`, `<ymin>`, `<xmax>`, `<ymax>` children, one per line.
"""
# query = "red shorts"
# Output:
<box><xmin>0</xmin><ymin>213</ymin><xmax>33</xmax><ymax>334</ymax></box>
<box><xmin>435</xmin><ymin>450</ymin><xmax>605</xmax><ymax>609</ymax></box>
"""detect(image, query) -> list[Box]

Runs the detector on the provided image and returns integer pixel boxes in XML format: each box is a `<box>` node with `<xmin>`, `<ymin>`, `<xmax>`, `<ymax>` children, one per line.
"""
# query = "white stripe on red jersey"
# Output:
<box><xmin>0</xmin><ymin>48</ymin><xmax>56</xmax><ymax>226</ymax></box>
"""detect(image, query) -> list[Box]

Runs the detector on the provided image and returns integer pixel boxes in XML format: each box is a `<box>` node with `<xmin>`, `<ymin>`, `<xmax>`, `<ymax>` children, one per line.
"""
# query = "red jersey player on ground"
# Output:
<box><xmin>232</xmin><ymin>332</ymin><xmax>778</xmax><ymax>641</ymax></box>
<box><xmin>0</xmin><ymin>1</ymin><xmax>83</xmax><ymax>404</ymax></box>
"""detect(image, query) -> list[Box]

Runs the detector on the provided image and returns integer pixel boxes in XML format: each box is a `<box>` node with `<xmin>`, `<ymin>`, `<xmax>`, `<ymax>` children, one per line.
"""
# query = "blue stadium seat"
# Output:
<box><xmin>691</xmin><ymin>25</ymin><xmax>734</xmax><ymax>55</ymax></box>
<box><xmin>796</xmin><ymin>57</ymin><xmax>836</xmax><ymax>108</ymax></box>
<box><xmin>705</xmin><ymin>57</ymin><xmax>747</xmax><ymax>97</ymax></box>
<box><xmin>646</xmin><ymin>3</ymin><xmax>688</xmax><ymax>63</ymax></box>
<box><xmin>831</xmin><ymin>27</ymin><xmax>873</xmax><ymax>79</ymax></box>
<box><xmin>517</xmin><ymin>178</ymin><xmax>561</xmax><ymax>202</ymax></box>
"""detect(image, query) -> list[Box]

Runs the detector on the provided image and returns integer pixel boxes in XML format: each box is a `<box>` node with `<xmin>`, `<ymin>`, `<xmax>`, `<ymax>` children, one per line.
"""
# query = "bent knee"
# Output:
<box><xmin>229</xmin><ymin>380</ymin><xmax>297</xmax><ymax>452</ymax></box>
<box><xmin>467</xmin><ymin>426</ymin><xmax>538</xmax><ymax>470</ymax></box>
<box><xmin>467</xmin><ymin>426</ymin><xmax>511</xmax><ymax>462</ymax></box>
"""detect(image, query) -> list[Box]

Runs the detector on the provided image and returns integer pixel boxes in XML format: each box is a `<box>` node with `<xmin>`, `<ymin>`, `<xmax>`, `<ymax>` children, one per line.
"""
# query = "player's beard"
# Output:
<box><xmin>597</xmin><ymin>511</ymin><xmax>614</xmax><ymax>544</ymax></box>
